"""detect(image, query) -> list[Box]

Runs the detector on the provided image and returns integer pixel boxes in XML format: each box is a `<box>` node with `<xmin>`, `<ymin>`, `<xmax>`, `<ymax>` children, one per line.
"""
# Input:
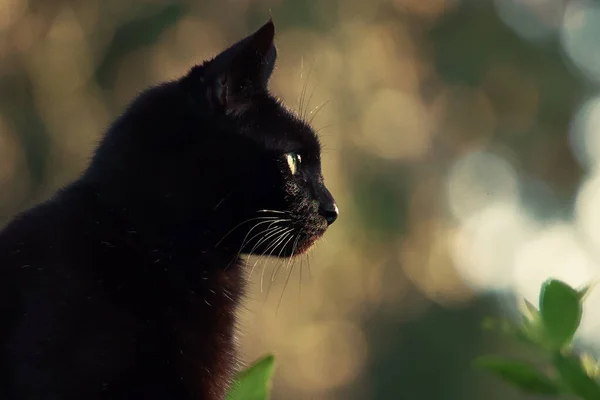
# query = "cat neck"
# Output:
<box><xmin>63</xmin><ymin>179</ymin><xmax>240</xmax><ymax>268</ymax></box>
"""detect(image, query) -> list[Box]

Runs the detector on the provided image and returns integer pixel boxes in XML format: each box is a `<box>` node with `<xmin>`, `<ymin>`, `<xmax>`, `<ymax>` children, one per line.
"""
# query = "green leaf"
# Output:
<box><xmin>516</xmin><ymin>322</ymin><xmax>545</xmax><ymax>347</ymax></box>
<box><xmin>474</xmin><ymin>356</ymin><xmax>561</xmax><ymax>395</ymax></box>
<box><xmin>519</xmin><ymin>298</ymin><xmax>540</xmax><ymax>323</ymax></box>
<box><xmin>578</xmin><ymin>281</ymin><xmax>598</xmax><ymax>302</ymax></box>
<box><xmin>481</xmin><ymin>317</ymin><xmax>541</xmax><ymax>347</ymax></box>
<box><xmin>539</xmin><ymin>279</ymin><xmax>582</xmax><ymax>348</ymax></box>
<box><xmin>581</xmin><ymin>353</ymin><xmax>600</xmax><ymax>379</ymax></box>
<box><xmin>554</xmin><ymin>352</ymin><xmax>600</xmax><ymax>400</ymax></box>
<box><xmin>226</xmin><ymin>354</ymin><xmax>275</xmax><ymax>400</ymax></box>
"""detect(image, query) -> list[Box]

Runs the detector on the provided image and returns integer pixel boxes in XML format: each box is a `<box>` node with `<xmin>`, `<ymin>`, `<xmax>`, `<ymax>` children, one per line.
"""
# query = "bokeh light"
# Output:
<box><xmin>495</xmin><ymin>0</ymin><xmax>564</xmax><ymax>43</ymax></box>
<box><xmin>575</xmin><ymin>171</ymin><xmax>600</xmax><ymax>252</ymax></box>
<box><xmin>451</xmin><ymin>202</ymin><xmax>535</xmax><ymax>292</ymax></box>
<box><xmin>447</xmin><ymin>151</ymin><xmax>519</xmax><ymax>222</ymax></box>
<box><xmin>513</xmin><ymin>223</ymin><xmax>598</xmax><ymax>305</ymax></box>
<box><xmin>561</xmin><ymin>0</ymin><xmax>600</xmax><ymax>83</ymax></box>
<box><xmin>569</xmin><ymin>95</ymin><xmax>600</xmax><ymax>169</ymax></box>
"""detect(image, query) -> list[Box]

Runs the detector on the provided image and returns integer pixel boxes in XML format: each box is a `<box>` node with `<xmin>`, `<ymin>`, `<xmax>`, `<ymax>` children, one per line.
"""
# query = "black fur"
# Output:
<box><xmin>0</xmin><ymin>20</ymin><xmax>337</xmax><ymax>400</ymax></box>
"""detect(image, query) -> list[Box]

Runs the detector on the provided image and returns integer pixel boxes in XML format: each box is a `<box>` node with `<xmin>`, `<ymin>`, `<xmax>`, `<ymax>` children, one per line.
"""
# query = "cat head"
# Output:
<box><xmin>88</xmin><ymin>20</ymin><xmax>337</xmax><ymax>257</ymax></box>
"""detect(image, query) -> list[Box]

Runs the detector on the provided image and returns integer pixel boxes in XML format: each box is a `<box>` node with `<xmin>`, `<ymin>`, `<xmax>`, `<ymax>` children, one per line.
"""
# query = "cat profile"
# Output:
<box><xmin>0</xmin><ymin>19</ymin><xmax>337</xmax><ymax>400</ymax></box>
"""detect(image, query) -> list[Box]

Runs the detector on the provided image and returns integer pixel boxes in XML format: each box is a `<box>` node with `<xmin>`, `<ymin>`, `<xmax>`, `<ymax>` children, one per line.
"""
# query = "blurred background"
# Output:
<box><xmin>1</xmin><ymin>0</ymin><xmax>600</xmax><ymax>398</ymax></box>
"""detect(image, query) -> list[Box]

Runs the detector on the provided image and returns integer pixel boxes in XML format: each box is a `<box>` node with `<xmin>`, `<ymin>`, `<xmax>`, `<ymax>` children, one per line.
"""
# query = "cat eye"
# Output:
<box><xmin>284</xmin><ymin>152</ymin><xmax>301</xmax><ymax>175</ymax></box>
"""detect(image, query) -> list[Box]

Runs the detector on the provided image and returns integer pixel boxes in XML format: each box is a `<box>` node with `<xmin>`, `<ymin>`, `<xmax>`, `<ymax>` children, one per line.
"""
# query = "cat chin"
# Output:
<box><xmin>241</xmin><ymin>231</ymin><xmax>323</xmax><ymax>258</ymax></box>
<box><xmin>293</xmin><ymin>233</ymin><xmax>323</xmax><ymax>255</ymax></box>
<box><xmin>292</xmin><ymin>218</ymin><xmax>329</xmax><ymax>255</ymax></box>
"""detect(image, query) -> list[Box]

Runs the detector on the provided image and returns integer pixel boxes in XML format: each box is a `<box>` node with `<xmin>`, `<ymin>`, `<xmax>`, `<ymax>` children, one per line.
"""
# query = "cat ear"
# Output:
<box><xmin>204</xmin><ymin>19</ymin><xmax>277</xmax><ymax>113</ymax></box>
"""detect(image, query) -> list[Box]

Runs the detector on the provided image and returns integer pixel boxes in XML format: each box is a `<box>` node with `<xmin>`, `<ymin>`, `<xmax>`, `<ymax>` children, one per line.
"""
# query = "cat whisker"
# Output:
<box><xmin>306</xmin><ymin>253</ymin><xmax>313</xmax><ymax>283</ymax></box>
<box><xmin>275</xmin><ymin>233</ymin><xmax>301</xmax><ymax>315</ymax></box>
<box><xmin>261</xmin><ymin>230</ymin><xmax>295</xmax><ymax>293</ymax></box>
<box><xmin>298</xmin><ymin>58</ymin><xmax>315</xmax><ymax>120</ymax></box>
<box><xmin>256</xmin><ymin>209</ymin><xmax>289</xmax><ymax>215</ymax></box>
<box><xmin>236</xmin><ymin>219</ymin><xmax>291</xmax><ymax>256</ymax></box>
<box><xmin>304</xmin><ymin>81</ymin><xmax>322</xmax><ymax>122</ymax></box>
<box><xmin>314</xmin><ymin>124</ymin><xmax>333</xmax><ymax>134</ymax></box>
<box><xmin>258</xmin><ymin>235</ymin><xmax>289</xmax><ymax>288</ymax></box>
<box><xmin>298</xmin><ymin>256</ymin><xmax>304</xmax><ymax>307</ymax></box>
<box><xmin>297</xmin><ymin>57</ymin><xmax>306</xmax><ymax>118</ymax></box>
<box><xmin>256</xmin><ymin>237</ymin><xmax>280</xmax><ymax>290</ymax></box>
<box><xmin>243</xmin><ymin>225</ymin><xmax>289</xmax><ymax>259</ymax></box>
<box><xmin>264</xmin><ymin>231</ymin><xmax>297</xmax><ymax>299</ymax></box>
<box><xmin>271</xmin><ymin>231</ymin><xmax>296</xmax><ymax>276</ymax></box>
<box><xmin>248</xmin><ymin>229</ymin><xmax>292</xmax><ymax>280</ymax></box>
<box><xmin>270</xmin><ymin>233</ymin><xmax>296</xmax><ymax>284</ymax></box>
<box><xmin>298</xmin><ymin>253</ymin><xmax>309</xmax><ymax>295</ymax></box>
<box><xmin>245</xmin><ymin>225</ymin><xmax>285</xmax><ymax>254</ymax></box>
<box><xmin>249</xmin><ymin>257</ymin><xmax>262</xmax><ymax>281</ymax></box>
<box><xmin>225</xmin><ymin>222</ymin><xmax>288</xmax><ymax>272</ymax></box>
<box><xmin>214</xmin><ymin>216</ymin><xmax>279</xmax><ymax>248</ymax></box>
<box><xmin>260</xmin><ymin>228</ymin><xmax>293</xmax><ymax>259</ymax></box>
<box><xmin>245</xmin><ymin>228</ymin><xmax>286</xmax><ymax>279</ymax></box>
<box><xmin>224</xmin><ymin>222</ymin><xmax>287</xmax><ymax>273</ymax></box>
<box><xmin>297</xmin><ymin>55</ymin><xmax>304</xmax><ymax>113</ymax></box>
<box><xmin>308</xmin><ymin>100</ymin><xmax>329</xmax><ymax>125</ymax></box>
<box><xmin>212</xmin><ymin>191</ymin><xmax>233</xmax><ymax>211</ymax></box>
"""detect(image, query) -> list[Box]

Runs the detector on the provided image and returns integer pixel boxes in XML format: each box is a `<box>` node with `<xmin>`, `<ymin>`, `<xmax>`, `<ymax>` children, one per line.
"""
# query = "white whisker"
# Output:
<box><xmin>261</xmin><ymin>231</ymin><xmax>295</xmax><ymax>293</ymax></box>
<box><xmin>245</xmin><ymin>226</ymin><xmax>289</xmax><ymax>258</ymax></box>
<box><xmin>214</xmin><ymin>216</ymin><xmax>279</xmax><ymax>248</ymax></box>
<box><xmin>237</xmin><ymin>219</ymin><xmax>291</xmax><ymax>255</ymax></box>
<box><xmin>248</xmin><ymin>229</ymin><xmax>292</xmax><ymax>280</ymax></box>
<box><xmin>276</xmin><ymin>234</ymin><xmax>302</xmax><ymax>314</ymax></box>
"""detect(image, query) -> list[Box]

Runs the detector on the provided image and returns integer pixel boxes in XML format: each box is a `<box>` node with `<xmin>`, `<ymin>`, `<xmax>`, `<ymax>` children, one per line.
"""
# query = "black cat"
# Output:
<box><xmin>0</xmin><ymin>20</ymin><xmax>338</xmax><ymax>400</ymax></box>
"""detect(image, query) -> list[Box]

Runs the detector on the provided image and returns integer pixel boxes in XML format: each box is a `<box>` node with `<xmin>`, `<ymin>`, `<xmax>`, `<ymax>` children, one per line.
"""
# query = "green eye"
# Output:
<box><xmin>284</xmin><ymin>152</ymin><xmax>301</xmax><ymax>175</ymax></box>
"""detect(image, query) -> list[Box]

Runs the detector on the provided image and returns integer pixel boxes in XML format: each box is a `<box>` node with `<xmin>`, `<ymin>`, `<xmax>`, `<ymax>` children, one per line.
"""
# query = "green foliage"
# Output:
<box><xmin>226</xmin><ymin>354</ymin><xmax>275</xmax><ymax>400</ymax></box>
<box><xmin>474</xmin><ymin>356</ymin><xmax>560</xmax><ymax>395</ymax></box>
<box><xmin>539</xmin><ymin>280</ymin><xmax>582</xmax><ymax>349</ymax></box>
<box><xmin>554</xmin><ymin>353</ymin><xmax>600</xmax><ymax>400</ymax></box>
<box><xmin>475</xmin><ymin>278</ymin><xmax>600</xmax><ymax>399</ymax></box>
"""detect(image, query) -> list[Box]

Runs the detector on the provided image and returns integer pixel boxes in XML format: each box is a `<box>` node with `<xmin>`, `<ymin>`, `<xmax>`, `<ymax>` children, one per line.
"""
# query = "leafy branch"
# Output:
<box><xmin>475</xmin><ymin>279</ymin><xmax>600</xmax><ymax>399</ymax></box>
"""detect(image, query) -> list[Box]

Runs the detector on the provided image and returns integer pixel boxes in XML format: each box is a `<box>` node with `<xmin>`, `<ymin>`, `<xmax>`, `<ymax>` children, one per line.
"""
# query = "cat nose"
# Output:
<box><xmin>319</xmin><ymin>202</ymin><xmax>339</xmax><ymax>225</ymax></box>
